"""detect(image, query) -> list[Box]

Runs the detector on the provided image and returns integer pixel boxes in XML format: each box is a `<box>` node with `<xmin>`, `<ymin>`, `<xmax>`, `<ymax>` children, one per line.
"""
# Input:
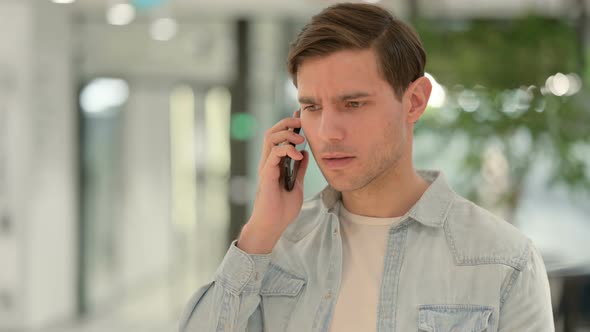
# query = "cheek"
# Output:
<box><xmin>361</xmin><ymin>118</ymin><xmax>402</xmax><ymax>149</ymax></box>
<box><xmin>300</xmin><ymin>117</ymin><xmax>312</xmax><ymax>136</ymax></box>
<box><xmin>301</xmin><ymin>119</ymin><xmax>318</xmax><ymax>150</ymax></box>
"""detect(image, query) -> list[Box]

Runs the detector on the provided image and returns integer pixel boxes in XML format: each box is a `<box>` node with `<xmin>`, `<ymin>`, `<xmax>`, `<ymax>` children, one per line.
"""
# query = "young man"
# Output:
<box><xmin>180</xmin><ymin>3</ymin><xmax>554</xmax><ymax>332</ymax></box>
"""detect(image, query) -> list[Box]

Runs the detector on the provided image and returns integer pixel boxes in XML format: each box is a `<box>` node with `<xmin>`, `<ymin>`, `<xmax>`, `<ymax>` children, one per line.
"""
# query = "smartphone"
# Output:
<box><xmin>281</xmin><ymin>126</ymin><xmax>307</xmax><ymax>191</ymax></box>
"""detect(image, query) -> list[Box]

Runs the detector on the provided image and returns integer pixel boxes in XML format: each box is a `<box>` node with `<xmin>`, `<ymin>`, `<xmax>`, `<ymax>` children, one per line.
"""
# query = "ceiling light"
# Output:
<box><xmin>150</xmin><ymin>18</ymin><xmax>178</xmax><ymax>41</ymax></box>
<box><xmin>107</xmin><ymin>3</ymin><xmax>136</xmax><ymax>26</ymax></box>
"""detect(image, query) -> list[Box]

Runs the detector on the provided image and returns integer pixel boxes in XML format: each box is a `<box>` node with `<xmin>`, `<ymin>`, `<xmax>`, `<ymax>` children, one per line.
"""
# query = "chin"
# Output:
<box><xmin>325</xmin><ymin>177</ymin><xmax>361</xmax><ymax>193</ymax></box>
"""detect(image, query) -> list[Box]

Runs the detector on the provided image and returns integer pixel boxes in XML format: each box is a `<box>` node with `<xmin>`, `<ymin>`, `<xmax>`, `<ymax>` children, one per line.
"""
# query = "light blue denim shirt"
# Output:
<box><xmin>179</xmin><ymin>170</ymin><xmax>554</xmax><ymax>331</ymax></box>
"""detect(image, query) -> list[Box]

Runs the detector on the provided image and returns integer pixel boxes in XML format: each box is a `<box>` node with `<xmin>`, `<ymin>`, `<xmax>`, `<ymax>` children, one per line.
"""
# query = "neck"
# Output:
<box><xmin>341</xmin><ymin>163</ymin><xmax>430</xmax><ymax>218</ymax></box>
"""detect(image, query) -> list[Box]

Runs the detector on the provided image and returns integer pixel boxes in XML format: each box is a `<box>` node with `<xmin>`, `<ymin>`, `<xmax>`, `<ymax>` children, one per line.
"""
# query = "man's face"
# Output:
<box><xmin>297</xmin><ymin>48</ymin><xmax>410</xmax><ymax>192</ymax></box>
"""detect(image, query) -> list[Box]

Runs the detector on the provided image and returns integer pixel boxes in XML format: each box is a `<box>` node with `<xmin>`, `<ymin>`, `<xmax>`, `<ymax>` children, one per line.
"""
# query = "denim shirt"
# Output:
<box><xmin>179</xmin><ymin>170</ymin><xmax>554</xmax><ymax>332</ymax></box>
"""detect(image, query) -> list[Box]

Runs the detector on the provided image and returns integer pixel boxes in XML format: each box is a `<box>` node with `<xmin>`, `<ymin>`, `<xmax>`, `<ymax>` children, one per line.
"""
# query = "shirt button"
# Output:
<box><xmin>324</xmin><ymin>291</ymin><xmax>332</xmax><ymax>299</ymax></box>
<box><xmin>254</xmin><ymin>272</ymin><xmax>260</xmax><ymax>281</ymax></box>
<box><xmin>333</xmin><ymin>229</ymin><xmax>338</xmax><ymax>235</ymax></box>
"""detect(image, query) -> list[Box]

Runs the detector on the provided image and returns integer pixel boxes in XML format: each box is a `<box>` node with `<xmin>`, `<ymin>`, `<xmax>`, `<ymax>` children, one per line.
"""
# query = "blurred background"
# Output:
<box><xmin>0</xmin><ymin>0</ymin><xmax>589</xmax><ymax>331</ymax></box>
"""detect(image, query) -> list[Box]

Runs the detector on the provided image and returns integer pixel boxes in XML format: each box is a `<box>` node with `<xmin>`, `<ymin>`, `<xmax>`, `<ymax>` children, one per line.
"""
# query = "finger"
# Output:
<box><xmin>269</xmin><ymin>130</ymin><xmax>305</xmax><ymax>146</ymax></box>
<box><xmin>261</xmin><ymin>145</ymin><xmax>304</xmax><ymax>181</ymax></box>
<box><xmin>258</xmin><ymin>131</ymin><xmax>304</xmax><ymax>176</ymax></box>
<box><xmin>258</xmin><ymin>118</ymin><xmax>304</xmax><ymax>175</ymax></box>
<box><xmin>260</xmin><ymin>117</ymin><xmax>301</xmax><ymax>157</ymax></box>
<box><xmin>266</xmin><ymin>117</ymin><xmax>301</xmax><ymax>135</ymax></box>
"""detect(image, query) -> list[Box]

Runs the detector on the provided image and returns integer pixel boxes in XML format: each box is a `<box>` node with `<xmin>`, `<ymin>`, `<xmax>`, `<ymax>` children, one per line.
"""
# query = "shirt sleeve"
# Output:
<box><xmin>498</xmin><ymin>240</ymin><xmax>555</xmax><ymax>331</ymax></box>
<box><xmin>179</xmin><ymin>240</ymin><xmax>271</xmax><ymax>332</ymax></box>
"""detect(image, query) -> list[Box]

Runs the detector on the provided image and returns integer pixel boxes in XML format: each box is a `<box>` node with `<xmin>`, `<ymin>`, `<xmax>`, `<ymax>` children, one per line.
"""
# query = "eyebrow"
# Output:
<box><xmin>298</xmin><ymin>92</ymin><xmax>373</xmax><ymax>104</ymax></box>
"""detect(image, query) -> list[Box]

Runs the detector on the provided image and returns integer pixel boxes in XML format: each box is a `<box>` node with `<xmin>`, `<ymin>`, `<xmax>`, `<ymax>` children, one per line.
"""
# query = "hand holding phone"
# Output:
<box><xmin>280</xmin><ymin>126</ymin><xmax>307</xmax><ymax>191</ymax></box>
<box><xmin>237</xmin><ymin>110</ymin><xmax>309</xmax><ymax>254</ymax></box>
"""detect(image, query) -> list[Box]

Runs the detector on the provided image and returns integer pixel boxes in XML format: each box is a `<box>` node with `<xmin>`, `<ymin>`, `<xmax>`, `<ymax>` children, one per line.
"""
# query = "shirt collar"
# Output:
<box><xmin>319</xmin><ymin>170</ymin><xmax>456</xmax><ymax>228</ymax></box>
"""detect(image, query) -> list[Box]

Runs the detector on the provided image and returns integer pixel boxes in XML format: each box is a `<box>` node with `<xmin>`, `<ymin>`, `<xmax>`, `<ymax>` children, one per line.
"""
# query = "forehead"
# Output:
<box><xmin>296</xmin><ymin>49</ymin><xmax>388</xmax><ymax>97</ymax></box>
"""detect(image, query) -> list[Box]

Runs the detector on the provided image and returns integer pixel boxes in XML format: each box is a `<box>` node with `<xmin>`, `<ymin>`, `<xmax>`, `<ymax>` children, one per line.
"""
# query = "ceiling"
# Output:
<box><xmin>67</xmin><ymin>0</ymin><xmax>583</xmax><ymax>19</ymax></box>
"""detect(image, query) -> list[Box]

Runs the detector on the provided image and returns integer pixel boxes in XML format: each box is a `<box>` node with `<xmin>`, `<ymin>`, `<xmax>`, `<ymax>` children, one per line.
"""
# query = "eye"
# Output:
<box><xmin>346</xmin><ymin>101</ymin><xmax>364</xmax><ymax>108</ymax></box>
<box><xmin>303</xmin><ymin>105</ymin><xmax>320</xmax><ymax>112</ymax></box>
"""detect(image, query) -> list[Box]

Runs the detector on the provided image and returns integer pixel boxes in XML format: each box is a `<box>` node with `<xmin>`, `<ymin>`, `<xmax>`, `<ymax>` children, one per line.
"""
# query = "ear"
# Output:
<box><xmin>403</xmin><ymin>76</ymin><xmax>432</xmax><ymax>123</ymax></box>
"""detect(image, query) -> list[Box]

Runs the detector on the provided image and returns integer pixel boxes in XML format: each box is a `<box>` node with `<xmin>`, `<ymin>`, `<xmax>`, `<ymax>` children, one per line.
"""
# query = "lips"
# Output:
<box><xmin>321</xmin><ymin>153</ymin><xmax>354</xmax><ymax>159</ymax></box>
<box><xmin>321</xmin><ymin>155</ymin><xmax>355</xmax><ymax>169</ymax></box>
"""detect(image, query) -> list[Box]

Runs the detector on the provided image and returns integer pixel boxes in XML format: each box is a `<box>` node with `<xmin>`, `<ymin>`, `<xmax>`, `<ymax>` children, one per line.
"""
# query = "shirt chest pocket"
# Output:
<box><xmin>418</xmin><ymin>304</ymin><xmax>494</xmax><ymax>332</ymax></box>
<box><xmin>260</xmin><ymin>263</ymin><xmax>306</xmax><ymax>331</ymax></box>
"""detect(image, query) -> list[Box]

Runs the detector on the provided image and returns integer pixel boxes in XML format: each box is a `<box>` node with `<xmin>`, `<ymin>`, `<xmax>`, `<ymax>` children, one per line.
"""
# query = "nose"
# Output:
<box><xmin>318</xmin><ymin>107</ymin><xmax>345</xmax><ymax>143</ymax></box>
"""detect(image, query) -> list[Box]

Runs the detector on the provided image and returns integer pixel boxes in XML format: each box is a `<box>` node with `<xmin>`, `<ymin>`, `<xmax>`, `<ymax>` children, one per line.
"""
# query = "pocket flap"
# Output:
<box><xmin>418</xmin><ymin>304</ymin><xmax>493</xmax><ymax>332</ymax></box>
<box><xmin>260</xmin><ymin>263</ymin><xmax>306</xmax><ymax>297</ymax></box>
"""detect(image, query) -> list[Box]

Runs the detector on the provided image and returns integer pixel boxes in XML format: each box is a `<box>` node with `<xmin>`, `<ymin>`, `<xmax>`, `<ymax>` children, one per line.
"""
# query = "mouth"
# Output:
<box><xmin>321</xmin><ymin>156</ymin><xmax>355</xmax><ymax>169</ymax></box>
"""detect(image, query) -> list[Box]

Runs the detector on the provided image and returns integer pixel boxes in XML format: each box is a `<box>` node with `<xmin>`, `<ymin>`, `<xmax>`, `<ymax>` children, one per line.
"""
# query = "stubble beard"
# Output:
<box><xmin>322</xmin><ymin>131</ymin><xmax>407</xmax><ymax>194</ymax></box>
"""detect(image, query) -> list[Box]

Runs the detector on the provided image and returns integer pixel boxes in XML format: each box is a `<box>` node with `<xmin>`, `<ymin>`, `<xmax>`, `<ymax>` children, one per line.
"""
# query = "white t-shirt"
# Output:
<box><xmin>329</xmin><ymin>201</ymin><xmax>404</xmax><ymax>332</ymax></box>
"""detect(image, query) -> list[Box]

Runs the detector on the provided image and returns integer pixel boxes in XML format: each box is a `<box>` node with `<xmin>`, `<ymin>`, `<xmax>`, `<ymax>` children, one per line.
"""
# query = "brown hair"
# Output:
<box><xmin>287</xmin><ymin>3</ymin><xmax>426</xmax><ymax>99</ymax></box>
